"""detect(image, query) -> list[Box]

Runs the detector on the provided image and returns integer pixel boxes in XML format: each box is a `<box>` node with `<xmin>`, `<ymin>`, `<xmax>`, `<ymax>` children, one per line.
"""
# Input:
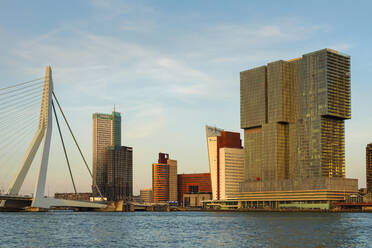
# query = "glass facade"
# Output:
<box><xmin>240</xmin><ymin>49</ymin><xmax>351</xmax><ymax>182</ymax></box>
<box><xmin>92</xmin><ymin>111</ymin><xmax>122</xmax><ymax>196</ymax></box>
<box><xmin>105</xmin><ymin>146</ymin><xmax>133</xmax><ymax>201</ymax></box>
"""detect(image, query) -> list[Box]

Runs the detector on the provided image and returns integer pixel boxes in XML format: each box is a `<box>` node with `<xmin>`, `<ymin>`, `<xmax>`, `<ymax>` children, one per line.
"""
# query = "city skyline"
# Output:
<box><xmin>0</xmin><ymin>1</ymin><xmax>372</xmax><ymax>195</ymax></box>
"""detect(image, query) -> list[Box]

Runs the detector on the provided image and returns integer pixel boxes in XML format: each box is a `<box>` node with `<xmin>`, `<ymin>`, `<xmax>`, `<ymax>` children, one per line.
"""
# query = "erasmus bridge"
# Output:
<box><xmin>0</xmin><ymin>66</ymin><xmax>106</xmax><ymax>210</ymax></box>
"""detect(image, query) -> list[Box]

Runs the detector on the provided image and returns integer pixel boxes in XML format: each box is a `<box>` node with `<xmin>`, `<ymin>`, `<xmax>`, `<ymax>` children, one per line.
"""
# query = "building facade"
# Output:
<box><xmin>232</xmin><ymin>48</ymin><xmax>358</xmax><ymax>209</ymax></box>
<box><xmin>92</xmin><ymin>111</ymin><xmax>121</xmax><ymax>196</ymax></box>
<box><xmin>367</xmin><ymin>143</ymin><xmax>372</xmax><ymax>192</ymax></box>
<box><xmin>219</xmin><ymin>148</ymin><xmax>245</xmax><ymax>200</ymax></box>
<box><xmin>152</xmin><ymin>153</ymin><xmax>178</xmax><ymax>203</ymax></box>
<box><xmin>206</xmin><ymin>126</ymin><xmax>244</xmax><ymax>200</ymax></box>
<box><xmin>241</xmin><ymin>49</ymin><xmax>351</xmax><ymax>183</ymax></box>
<box><xmin>92</xmin><ymin>111</ymin><xmax>133</xmax><ymax>201</ymax></box>
<box><xmin>177</xmin><ymin>173</ymin><xmax>211</xmax><ymax>205</ymax></box>
<box><xmin>140</xmin><ymin>189</ymin><xmax>153</xmax><ymax>203</ymax></box>
<box><xmin>54</xmin><ymin>192</ymin><xmax>92</xmax><ymax>201</ymax></box>
<box><xmin>183</xmin><ymin>193</ymin><xmax>212</xmax><ymax>207</ymax></box>
<box><xmin>105</xmin><ymin>146</ymin><xmax>133</xmax><ymax>201</ymax></box>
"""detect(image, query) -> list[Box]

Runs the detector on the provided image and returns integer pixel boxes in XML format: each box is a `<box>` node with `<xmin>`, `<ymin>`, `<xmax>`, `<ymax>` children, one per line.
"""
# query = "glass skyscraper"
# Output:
<box><xmin>92</xmin><ymin>111</ymin><xmax>132</xmax><ymax>200</ymax></box>
<box><xmin>241</xmin><ymin>48</ymin><xmax>351</xmax><ymax>184</ymax></box>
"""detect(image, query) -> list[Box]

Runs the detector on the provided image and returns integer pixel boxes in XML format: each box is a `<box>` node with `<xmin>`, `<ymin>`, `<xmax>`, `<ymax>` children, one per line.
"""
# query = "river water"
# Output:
<box><xmin>0</xmin><ymin>211</ymin><xmax>371</xmax><ymax>247</ymax></box>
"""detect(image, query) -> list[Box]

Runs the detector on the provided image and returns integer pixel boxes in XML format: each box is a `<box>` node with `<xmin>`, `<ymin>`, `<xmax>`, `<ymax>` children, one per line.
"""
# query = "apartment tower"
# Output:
<box><xmin>152</xmin><ymin>153</ymin><xmax>177</xmax><ymax>203</ymax></box>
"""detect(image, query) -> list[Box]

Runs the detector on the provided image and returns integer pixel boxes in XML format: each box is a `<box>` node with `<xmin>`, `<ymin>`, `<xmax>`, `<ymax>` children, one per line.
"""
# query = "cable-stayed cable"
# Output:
<box><xmin>0</xmin><ymin>106</ymin><xmax>40</xmax><ymax>127</ymax></box>
<box><xmin>0</xmin><ymin>77</ymin><xmax>44</xmax><ymax>91</ymax></box>
<box><xmin>0</xmin><ymin>98</ymin><xmax>41</xmax><ymax>117</ymax></box>
<box><xmin>52</xmin><ymin>101</ymin><xmax>77</xmax><ymax>195</ymax></box>
<box><xmin>52</xmin><ymin>91</ymin><xmax>105</xmax><ymax>200</ymax></box>
<box><xmin>0</xmin><ymin>81</ymin><xmax>44</xmax><ymax>97</ymax></box>
<box><xmin>0</xmin><ymin>89</ymin><xmax>44</xmax><ymax>107</ymax></box>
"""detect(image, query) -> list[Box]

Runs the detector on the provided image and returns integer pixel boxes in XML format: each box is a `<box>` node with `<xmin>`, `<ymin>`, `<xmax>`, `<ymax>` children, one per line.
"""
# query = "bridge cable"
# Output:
<box><xmin>0</xmin><ymin>98</ymin><xmax>41</xmax><ymax>117</ymax></box>
<box><xmin>0</xmin><ymin>77</ymin><xmax>44</xmax><ymax>91</ymax></box>
<box><xmin>0</xmin><ymin>89</ymin><xmax>44</xmax><ymax>107</ymax></box>
<box><xmin>0</xmin><ymin>106</ymin><xmax>40</xmax><ymax>128</ymax></box>
<box><xmin>52</xmin><ymin>101</ymin><xmax>77</xmax><ymax>195</ymax></box>
<box><xmin>0</xmin><ymin>80</ymin><xmax>44</xmax><ymax>97</ymax></box>
<box><xmin>52</xmin><ymin>91</ymin><xmax>105</xmax><ymax>200</ymax></box>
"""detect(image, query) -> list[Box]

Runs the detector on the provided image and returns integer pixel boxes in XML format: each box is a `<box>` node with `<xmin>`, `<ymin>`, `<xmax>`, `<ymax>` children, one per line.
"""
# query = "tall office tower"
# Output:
<box><xmin>92</xmin><ymin>111</ymin><xmax>121</xmax><ymax>196</ymax></box>
<box><xmin>105</xmin><ymin>146</ymin><xmax>133</xmax><ymax>201</ymax></box>
<box><xmin>367</xmin><ymin>144</ymin><xmax>372</xmax><ymax>192</ymax></box>
<box><xmin>152</xmin><ymin>153</ymin><xmax>178</xmax><ymax>203</ymax></box>
<box><xmin>240</xmin><ymin>49</ymin><xmax>351</xmax><ymax>184</ymax></box>
<box><xmin>140</xmin><ymin>189</ymin><xmax>153</xmax><ymax>203</ymax></box>
<box><xmin>206</xmin><ymin>126</ymin><xmax>244</xmax><ymax>200</ymax></box>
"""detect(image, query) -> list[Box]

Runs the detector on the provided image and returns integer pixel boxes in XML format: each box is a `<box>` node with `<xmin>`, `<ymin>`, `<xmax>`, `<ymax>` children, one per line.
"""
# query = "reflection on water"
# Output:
<box><xmin>0</xmin><ymin>211</ymin><xmax>371</xmax><ymax>248</ymax></box>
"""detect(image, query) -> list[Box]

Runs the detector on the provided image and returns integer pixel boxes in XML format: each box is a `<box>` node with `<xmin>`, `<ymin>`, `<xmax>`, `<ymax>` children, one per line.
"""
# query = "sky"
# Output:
<box><xmin>0</xmin><ymin>0</ymin><xmax>371</xmax><ymax>195</ymax></box>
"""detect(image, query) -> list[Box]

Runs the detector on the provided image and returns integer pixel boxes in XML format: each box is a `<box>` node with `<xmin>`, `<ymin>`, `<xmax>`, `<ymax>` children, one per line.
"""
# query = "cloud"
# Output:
<box><xmin>125</xmin><ymin>105</ymin><xmax>165</xmax><ymax>139</ymax></box>
<box><xmin>11</xmin><ymin>28</ymin><xmax>221</xmax><ymax>103</ymax></box>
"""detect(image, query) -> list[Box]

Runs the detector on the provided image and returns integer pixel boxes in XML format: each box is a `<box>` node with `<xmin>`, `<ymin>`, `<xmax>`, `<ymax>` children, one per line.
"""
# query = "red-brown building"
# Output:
<box><xmin>152</xmin><ymin>153</ymin><xmax>178</xmax><ymax>203</ymax></box>
<box><xmin>177</xmin><ymin>173</ymin><xmax>212</xmax><ymax>204</ymax></box>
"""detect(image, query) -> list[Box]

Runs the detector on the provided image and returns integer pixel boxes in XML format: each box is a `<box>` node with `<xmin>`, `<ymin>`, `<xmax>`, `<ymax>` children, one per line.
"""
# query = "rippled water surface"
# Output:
<box><xmin>0</xmin><ymin>211</ymin><xmax>371</xmax><ymax>247</ymax></box>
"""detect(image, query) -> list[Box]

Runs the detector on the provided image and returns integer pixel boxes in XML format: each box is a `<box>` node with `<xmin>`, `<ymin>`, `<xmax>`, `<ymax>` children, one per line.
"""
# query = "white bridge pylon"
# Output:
<box><xmin>1</xmin><ymin>66</ymin><xmax>105</xmax><ymax>209</ymax></box>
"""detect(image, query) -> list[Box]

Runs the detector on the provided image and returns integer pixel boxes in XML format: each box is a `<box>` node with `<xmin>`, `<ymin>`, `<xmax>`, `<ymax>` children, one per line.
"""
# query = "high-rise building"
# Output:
<box><xmin>367</xmin><ymin>143</ymin><xmax>372</xmax><ymax>193</ymax></box>
<box><xmin>177</xmin><ymin>173</ymin><xmax>211</xmax><ymax>205</ymax></box>
<box><xmin>241</xmin><ymin>49</ymin><xmax>351</xmax><ymax>182</ymax></box>
<box><xmin>92</xmin><ymin>111</ymin><xmax>132</xmax><ymax>201</ymax></box>
<box><xmin>105</xmin><ymin>146</ymin><xmax>133</xmax><ymax>201</ymax></box>
<box><xmin>92</xmin><ymin>111</ymin><xmax>121</xmax><ymax>195</ymax></box>
<box><xmin>152</xmin><ymin>153</ymin><xmax>178</xmax><ymax>203</ymax></box>
<box><xmin>140</xmin><ymin>189</ymin><xmax>153</xmax><ymax>203</ymax></box>
<box><xmin>206</xmin><ymin>126</ymin><xmax>244</xmax><ymax>200</ymax></box>
<box><xmin>227</xmin><ymin>48</ymin><xmax>358</xmax><ymax>209</ymax></box>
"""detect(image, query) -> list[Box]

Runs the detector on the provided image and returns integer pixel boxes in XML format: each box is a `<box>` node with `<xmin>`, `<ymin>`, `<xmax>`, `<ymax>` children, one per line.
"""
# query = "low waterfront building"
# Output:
<box><xmin>140</xmin><ymin>189</ymin><xmax>153</xmax><ymax>203</ymax></box>
<box><xmin>177</xmin><ymin>173</ymin><xmax>211</xmax><ymax>205</ymax></box>
<box><xmin>132</xmin><ymin>195</ymin><xmax>142</xmax><ymax>203</ymax></box>
<box><xmin>183</xmin><ymin>193</ymin><xmax>211</xmax><ymax>207</ymax></box>
<box><xmin>54</xmin><ymin>192</ymin><xmax>92</xmax><ymax>201</ymax></box>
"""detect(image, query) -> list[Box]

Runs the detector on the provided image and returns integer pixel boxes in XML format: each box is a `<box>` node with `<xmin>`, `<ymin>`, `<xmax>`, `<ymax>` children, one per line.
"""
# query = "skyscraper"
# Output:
<box><xmin>93</xmin><ymin>112</ymin><xmax>121</xmax><ymax>196</ymax></box>
<box><xmin>206</xmin><ymin>126</ymin><xmax>244</xmax><ymax>200</ymax></box>
<box><xmin>92</xmin><ymin>111</ymin><xmax>132</xmax><ymax>201</ymax></box>
<box><xmin>152</xmin><ymin>153</ymin><xmax>177</xmax><ymax>203</ymax></box>
<box><xmin>241</xmin><ymin>49</ymin><xmax>351</xmax><ymax>183</ymax></box>
<box><xmin>367</xmin><ymin>143</ymin><xmax>372</xmax><ymax>193</ymax></box>
<box><xmin>105</xmin><ymin>146</ymin><xmax>133</xmax><ymax>201</ymax></box>
<box><xmin>205</xmin><ymin>48</ymin><xmax>360</xmax><ymax>210</ymax></box>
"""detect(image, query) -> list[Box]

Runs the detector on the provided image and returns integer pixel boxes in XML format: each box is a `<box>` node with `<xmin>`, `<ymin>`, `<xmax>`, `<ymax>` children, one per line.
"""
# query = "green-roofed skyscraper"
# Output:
<box><xmin>92</xmin><ymin>110</ymin><xmax>132</xmax><ymax>200</ymax></box>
